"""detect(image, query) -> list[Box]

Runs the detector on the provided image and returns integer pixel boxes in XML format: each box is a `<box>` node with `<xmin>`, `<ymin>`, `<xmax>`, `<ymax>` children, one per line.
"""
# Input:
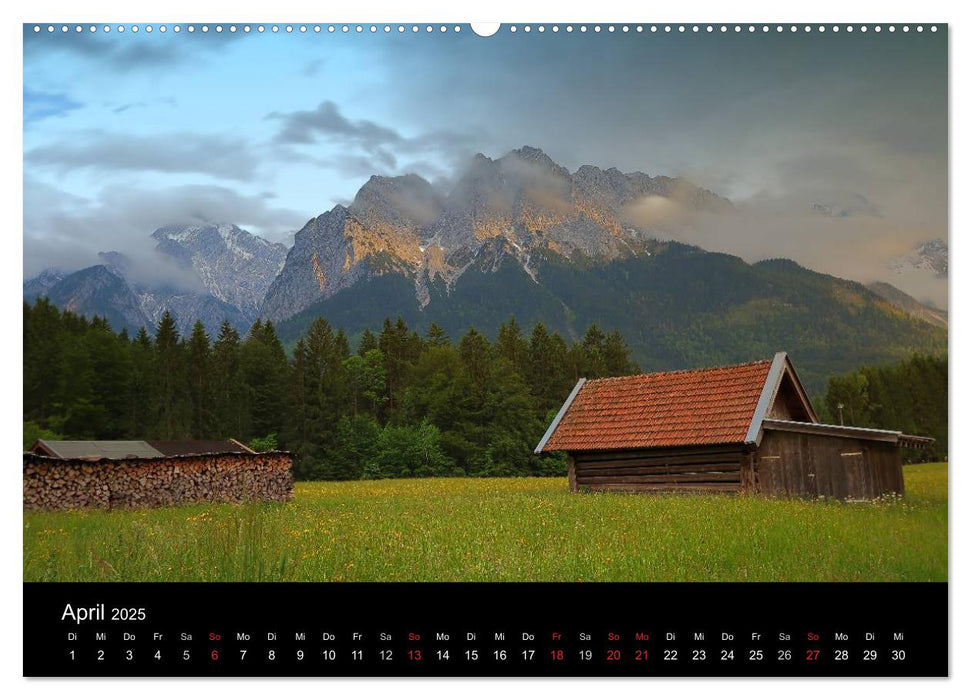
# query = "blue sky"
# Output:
<box><xmin>23</xmin><ymin>25</ymin><xmax>948</xmax><ymax>305</ymax></box>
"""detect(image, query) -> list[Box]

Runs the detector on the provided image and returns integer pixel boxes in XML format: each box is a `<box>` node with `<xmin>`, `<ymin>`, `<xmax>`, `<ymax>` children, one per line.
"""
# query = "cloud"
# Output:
<box><xmin>301</xmin><ymin>58</ymin><xmax>326</xmax><ymax>77</ymax></box>
<box><xmin>21</xmin><ymin>28</ymin><xmax>945</xmax><ymax>311</ymax></box>
<box><xmin>624</xmin><ymin>193</ymin><xmax>947</xmax><ymax>309</ymax></box>
<box><xmin>23</xmin><ymin>26</ymin><xmax>247</xmax><ymax>71</ymax></box>
<box><xmin>23</xmin><ymin>89</ymin><xmax>83</xmax><ymax>123</ymax></box>
<box><xmin>25</xmin><ymin>130</ymin><xmax>260</xmax><ymax>181</ymax></box>
<box><xmin>112</xmin><ymin>102</ymin><xmax>145</xmax><ymax>114</ymax></box>
<box><xmin>329</xmin><ymin>154</ymin><xmax>395</xmax><ymax>178</ymax></box>
<box><xmin>269</xmin><ymin>100</ymin><xmax>400</xmax><ymax>147</ymax></box>
<box><xmin>267</xmin><ymin>100</ymin><xmax>488</xmax><ymax>180</ymax></box>
<box><xmin>23</xmin><ymin>178</ymin><xmax>308</xmax><ymax>281</ymax></box>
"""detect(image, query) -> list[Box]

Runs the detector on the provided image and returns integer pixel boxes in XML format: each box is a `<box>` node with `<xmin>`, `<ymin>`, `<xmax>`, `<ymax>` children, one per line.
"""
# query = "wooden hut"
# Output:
<box><xmin>535</xmin><ymin>352</ymin><xmax>932</xmax><ymax>499</ymax></box>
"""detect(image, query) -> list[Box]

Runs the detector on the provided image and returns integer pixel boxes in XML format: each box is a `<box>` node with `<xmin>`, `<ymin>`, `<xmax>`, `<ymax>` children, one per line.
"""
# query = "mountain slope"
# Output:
<box><xmin>277</xmin><ymin>244</ymin><xmax>946</xmax><ymax>393</ymax></box>
<box><xmin>23</xmin><ymin>269</ymin><xmax>64</xmax><ymax>302</ymax></box>
<box><xmin>151</xmin><ymin>223</ymin><xmax>288</xmax><ymax>319</ymax></box>
<box><xmin>867</xmin><ymin>281</ymin><xmax>947</xmax><ymax>328</ymax></box>
<box><xmin>40</xmin><ymin>265</ymin><xmax>149</xmax><ymax>332</ymax></box>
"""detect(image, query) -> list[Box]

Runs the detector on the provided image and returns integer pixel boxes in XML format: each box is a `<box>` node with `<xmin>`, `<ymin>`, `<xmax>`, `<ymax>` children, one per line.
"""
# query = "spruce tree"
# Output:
<box><xmin>358</xmin><ymin>328</ymin><xmax>378</xmax><ymax>356</ymax></box>
<box><xmin>186</xmin><ymin>320</ymin><xmax>213</xmax><ymax>438</ymax></box>
<box><xmin>379</xmin><ymin>317</ymin><xmax>415</xmax><ymax>413</ymax></box>
<box><xmin>241</xmin><ymin>318</ymin><xmax>290</xmax><ymax>442</ymax></box>
<box><xmin>153</xmin><ymin>311</ymin><xmax>187</xmax><ymax>439</ymax></box>
<box><xmin>458</xmin><ymin>328</ymin><xmax>491</xmax><ymax>385</ymax></box>
<box><xmin>603</xmin><ymin>329</ymin><xmax>638</xmax><ymax>376</ymax></box>
<box><xmin>496</xmin><ymin>317</ymin><xmax>528</xmax><ymax>376</ymax></box>
<box><xmin>528</xmin><ymin>322</ymin><xmax>571</xmax><ymax>407</ymax></box>
<box><xmin>426</xmin><ymin>323</ymin><xmax>450</xmax><ymax>348</ymax></box>
<box><xmin>212</xmin><ymin>321</ymin><xmax>246</xmax><ymax>438</ymax></box>
<box><xmin>578</xmin><ymin>324</ymin><xmax>609</xmax><ymax>378</ymax></box>
<box><xmin>286</xmin><ymin>338</ymin><xmax>313</xmax><ymax>461</ymax></box>
<box><xmin>128</xmin><ymin>327</ymin><xmax>155</xmax><ymax>436</ymax></box>
<box><xmin>24</xmin><ymin>299</ymin><xmax>64</xmax><ymax>423</ymax></box>
<box><xmin>84</xmin><ymin>319</ymin><xmax>132</xmax><ymax>437</ymax></box>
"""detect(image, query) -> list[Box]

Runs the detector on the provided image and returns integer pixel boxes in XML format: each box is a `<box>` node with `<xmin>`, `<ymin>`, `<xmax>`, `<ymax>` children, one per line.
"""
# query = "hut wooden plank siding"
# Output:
<box><xmin>536</xmin><ymin>352</ymin><xmax>932</xmax><ymax>500</ymax></box>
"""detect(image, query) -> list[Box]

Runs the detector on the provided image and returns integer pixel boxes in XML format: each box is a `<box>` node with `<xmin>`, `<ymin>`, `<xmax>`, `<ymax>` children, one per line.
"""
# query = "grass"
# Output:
<box><xmin>23</xmin><ymin>463</ymin><xmax>947</xmax><ymax>583</ymax></box>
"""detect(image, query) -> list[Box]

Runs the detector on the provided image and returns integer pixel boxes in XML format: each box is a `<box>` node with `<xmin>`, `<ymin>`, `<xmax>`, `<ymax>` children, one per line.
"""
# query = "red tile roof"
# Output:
<box><xmin>540</xmin><ymin>359</ymin><xmax>774</xmax><ymax>452</ymax></box>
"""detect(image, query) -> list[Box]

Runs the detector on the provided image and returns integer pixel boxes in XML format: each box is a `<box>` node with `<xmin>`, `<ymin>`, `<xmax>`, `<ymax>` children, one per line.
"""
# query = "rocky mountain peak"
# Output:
<box><xmin>261</xmin><ymin>147</ymin><xmax>736</xmax><ymax>321</ymax></box>
<box><xmin>506</xmin><ymin>145</ymin><xmax>559</xmax><ymax>168</ymax></box>
<box><xmin>146</xmin><ymin>223</ymin><xmax>288</xmax><ymax>323</ymax></box>
<box><xmin>23</xmin><ymin>267</ymin><xmax>64</xmax><ymax>301</ymax></box>
<box><xmin>29</xmin><ymin>223</ymin><xmax>295</xmax><ymax>335</ymax></box>
<box><xmin>351</xmin><ymin>173</ymin><xmax>444</xmax><ymax>228</ymax></box>
<box><xmin>890</xmin><ymin>237</ymin><xmax>948</xmax><ymax>279</ymax></box>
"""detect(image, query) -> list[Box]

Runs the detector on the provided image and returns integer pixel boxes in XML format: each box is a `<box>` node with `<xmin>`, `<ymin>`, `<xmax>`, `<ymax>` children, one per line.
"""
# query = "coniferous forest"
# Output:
<box><xmin>23</xmin><ymin>299</ymin><xmax>639</xmax><ymax>479</ymax></box>
<box><xmin>23</xmin><ymin>299</ymin><xmax>947</xmax><ymax>477</ymax></box>
<box><xmin>817</xmin><ymin>354</ymin><xmax>948</xmax><ymax>463</ymax></box>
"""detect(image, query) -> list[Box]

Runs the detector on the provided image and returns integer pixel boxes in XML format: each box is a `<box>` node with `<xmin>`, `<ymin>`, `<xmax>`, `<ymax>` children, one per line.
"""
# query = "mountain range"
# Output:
<box><xmin>24</xmin><ymin>146</ymin><xmax>947</xmax><ymax>391</ymax></box>
<box><xmin>24</xmin><ymin>223</ymin><xmax>288</xmax><ymax>336</ymax></box>
<box><xmin>261</xmin><ymin>146</ymin><xmax>732</xmax><ymax>319</ymax></box>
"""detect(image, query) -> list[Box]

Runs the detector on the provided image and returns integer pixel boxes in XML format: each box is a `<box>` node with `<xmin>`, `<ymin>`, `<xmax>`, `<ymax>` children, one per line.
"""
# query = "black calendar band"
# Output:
<box><xmin>24</xmin><ymin>582</ymin><xmax>947</xmax><ymax>677</ymax></box>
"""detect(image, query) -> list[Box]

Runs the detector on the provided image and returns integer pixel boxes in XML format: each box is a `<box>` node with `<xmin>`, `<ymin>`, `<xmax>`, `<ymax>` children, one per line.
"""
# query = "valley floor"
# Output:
<box><xmin>23</xmin><ymin>464</ymin><xmax>947</xmax><ymax>583</ymax></box>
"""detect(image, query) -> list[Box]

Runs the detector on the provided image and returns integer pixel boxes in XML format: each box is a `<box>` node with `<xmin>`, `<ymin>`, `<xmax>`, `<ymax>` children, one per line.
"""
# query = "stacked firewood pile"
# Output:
<box><xmin>23</xmin><ymin>452</ymin><xmax>294</xmax><ymax>511</ymax></box>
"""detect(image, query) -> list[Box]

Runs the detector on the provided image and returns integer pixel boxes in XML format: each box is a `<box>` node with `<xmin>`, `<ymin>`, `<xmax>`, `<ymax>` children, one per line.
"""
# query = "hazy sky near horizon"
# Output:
<box><xmin>23</xmin><ymin>25</ymin><xmax>948</xmax><ymax>305</ymax></box>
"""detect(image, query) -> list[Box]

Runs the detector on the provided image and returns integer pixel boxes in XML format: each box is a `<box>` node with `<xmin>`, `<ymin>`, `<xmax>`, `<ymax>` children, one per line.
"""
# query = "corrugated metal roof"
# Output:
<box><xmin>762</xmin><ymin>419</ymin><xmax>934</xmax><ymax>447</ymax></box>
<box><xmin>538</xmin><ymin>359</ymin><xmax>774</xmax><ymax>452</ymax></box>
<box><xmin>33</xmin><ymin>440</ymin><xmax>163</xmax><ymax>459</ymax></box>
<box><xmin>30</xmin><ymin>439</ymin><xmax>256</xmax><ymax>459</ymax></box>
<box><xmin>761</xmin><ymin>419</ymin><xmax>901</xmax><ymax>443</ymax></box>
<box><xmin>147</xmin><ymin>440</ymin><xmax>254</xmax><ymax>456</ymax></box>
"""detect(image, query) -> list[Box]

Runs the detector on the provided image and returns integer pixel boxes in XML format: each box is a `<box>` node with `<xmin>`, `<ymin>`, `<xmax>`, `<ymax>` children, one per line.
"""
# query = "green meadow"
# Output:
<box><xmin>23</xmin><ymin>463</ymin><xmax>947</xmax><ymax>583</ymax></box>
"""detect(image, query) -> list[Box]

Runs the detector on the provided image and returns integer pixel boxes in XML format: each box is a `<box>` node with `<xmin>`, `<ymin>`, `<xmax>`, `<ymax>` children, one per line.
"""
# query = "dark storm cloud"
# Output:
<box><xmin>23</xmin><ymin>179</ymin><xmax>307</xmax><ymax>279</ymax></box>
<box><xmin>23</xmin><ymin>89</ymin><xmax>83</xmax><ymax>123</ymax></box>
<box><xmin>372</xmin><ymin>28</ymin><xmax>947</xmax><ymax>187</ymax></box>
<box><xmin>363</xmin><ymin>28</ymin><xmax>946</xmax><ymax>305</ymax></box>
<box><xmin>26</xmin><ymin>130</ymin><xmax>260</xmax><ymax>181</ymax></box>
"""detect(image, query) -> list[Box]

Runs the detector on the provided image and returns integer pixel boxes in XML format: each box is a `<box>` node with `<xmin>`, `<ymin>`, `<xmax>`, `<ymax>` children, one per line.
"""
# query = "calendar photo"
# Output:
<box><xmin>23</xmin><ymin>22</ymin><xmax>946</xmax><ymax>598</ymax></box>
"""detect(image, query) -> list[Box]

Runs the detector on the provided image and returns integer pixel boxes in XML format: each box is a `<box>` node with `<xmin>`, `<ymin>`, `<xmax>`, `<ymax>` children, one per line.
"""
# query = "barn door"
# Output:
<box><xmin>839</xmin><ymin>450</ymin><xmax>867</xmax><ymax>500</ymax></box>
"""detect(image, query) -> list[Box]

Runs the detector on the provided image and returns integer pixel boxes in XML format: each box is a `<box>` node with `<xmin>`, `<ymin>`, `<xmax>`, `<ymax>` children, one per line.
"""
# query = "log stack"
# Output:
<box><xmin>23</xmin><ymin>451</ymin><xmax>294</xmax><ymax>511</ymax></box>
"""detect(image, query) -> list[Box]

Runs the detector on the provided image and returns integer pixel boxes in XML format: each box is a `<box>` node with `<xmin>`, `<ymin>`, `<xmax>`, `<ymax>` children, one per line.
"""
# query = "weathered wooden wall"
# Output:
<box><xmin>571</xmin><ymin>446</ymin><xmax>749</xmax><ymax>493</ymax></box>
<box><xmin>23</xmin><ymin>452</ymin><xmax>294</xmax><ymax>511</ymax></box>
<box><xmin>755</xmin><ymin>430</ymin><xmax>903</xmax><ymax>500</ymax></box>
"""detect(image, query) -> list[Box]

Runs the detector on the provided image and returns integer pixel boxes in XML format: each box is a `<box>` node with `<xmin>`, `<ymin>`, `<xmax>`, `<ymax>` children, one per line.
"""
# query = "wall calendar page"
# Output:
<box><xmin>20</xmin><ymin>16</ymin><xmax>950</xmax><ymax>683</ymax></box>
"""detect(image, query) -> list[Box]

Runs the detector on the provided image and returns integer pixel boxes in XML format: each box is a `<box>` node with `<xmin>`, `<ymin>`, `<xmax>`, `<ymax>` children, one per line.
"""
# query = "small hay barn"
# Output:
<box><xmin>535</xmin><ymin>352</ymin><xmax>932</xmax><ymax>499</ymax></box>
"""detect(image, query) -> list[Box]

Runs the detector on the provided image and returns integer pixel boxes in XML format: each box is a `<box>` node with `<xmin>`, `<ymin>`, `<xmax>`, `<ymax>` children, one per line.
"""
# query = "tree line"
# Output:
<box><xmin>24</xmin><ymin>299</ymin><xmax>948</xmax><ymax>476</ymax></box>
<box><xmin>817</xmin><ymin>353</ymin><xmax>947</xmax><ymax>463</ymax></box>
<box><xmin>23</xmin><ymin>299</ymin><xmax>638</xmax><ymax>479</ymax></box>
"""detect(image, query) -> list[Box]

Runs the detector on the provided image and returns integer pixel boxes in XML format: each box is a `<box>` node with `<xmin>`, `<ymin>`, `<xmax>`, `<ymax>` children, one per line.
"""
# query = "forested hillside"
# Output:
<box><xmin>275</xmin><ymin>246</ymin><xmax>948</xmax><ymax>394</ymax></box>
